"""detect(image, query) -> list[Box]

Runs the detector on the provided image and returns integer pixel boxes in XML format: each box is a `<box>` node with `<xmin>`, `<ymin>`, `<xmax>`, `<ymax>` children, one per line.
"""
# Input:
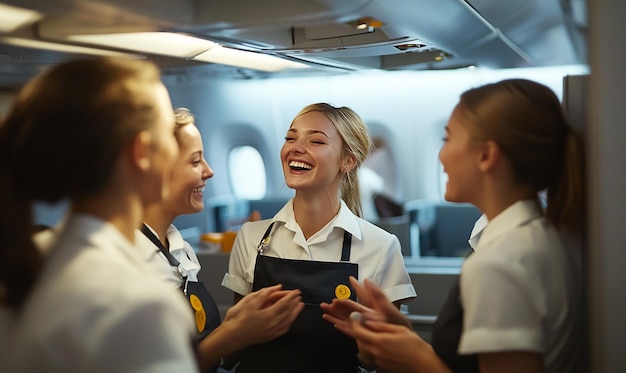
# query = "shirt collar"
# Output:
<box><xmin>468</xmin><ymin>213</ymin><xmax>488</xmax><ymax>251</ymax></box>
<box><xmin>270</xmin><ymin>198</ymin><xmax>362</xmax><ymax>242</ymax></box>
<box><xmin>475</xmin><ymin>199</ymin><xmax>543</xmax><ymax>251</ymax></box>
<box><xmin>166</xmin><ymin>224</ymin><xmax>186</xmax><ymax>252</ymax></box>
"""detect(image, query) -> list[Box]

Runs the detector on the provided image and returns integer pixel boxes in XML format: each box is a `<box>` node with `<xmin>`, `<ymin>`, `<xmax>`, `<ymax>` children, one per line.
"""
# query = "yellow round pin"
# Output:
<box><xmin>195</xmin><ymin>308</ymin><xmax>206</xmax><ymax>332</ymax></box>
<box><xmin>190</xmin><ymin>294</ymin><xmax>202</xmax><ymax>311</ymax></box>
<box><xmin>335</xmin><ymin>284</ymin><xmax>351</xmax><ymax>299</ymax></box>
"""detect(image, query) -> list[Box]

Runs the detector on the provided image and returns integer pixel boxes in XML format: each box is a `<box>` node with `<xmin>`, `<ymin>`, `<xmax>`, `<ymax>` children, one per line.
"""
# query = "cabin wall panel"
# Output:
<box><xmin>164</xmin><ymin>65</ymin><xmax>587</xmax><ymax>235</ymax></box>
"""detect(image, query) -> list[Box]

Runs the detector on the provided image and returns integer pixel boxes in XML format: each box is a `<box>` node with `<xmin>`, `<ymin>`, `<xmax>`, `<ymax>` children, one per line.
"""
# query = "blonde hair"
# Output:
<box><xmin>457</xmin><ymin>79</ymin><xmax>584</xmax><ymax>229</ymax></box>
<box><xmin>292</xmin><ymin>103</ymin><xmax>372</xmax><ymax>217</ymax></box>
<box><xmin>173</xmin><ymin>107</ymin><xmax>195</xmax><ymax>143</ymax></box>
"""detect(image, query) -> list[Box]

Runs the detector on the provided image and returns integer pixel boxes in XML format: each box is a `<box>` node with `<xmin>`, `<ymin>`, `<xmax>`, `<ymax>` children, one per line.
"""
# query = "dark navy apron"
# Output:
<box><xmin>431</xmin><ymin>252</ymin><xmax>478</xmax><ymax>373</ymax></box>
<box><xmin>140</xmin><ymin>224</ymin><xmax>221</xmax><ymax>342</ymax></box>
<box><xmin>235</xmin><ymin>222</ymin><xmax>360</xmax><ymax>373</ymax></box>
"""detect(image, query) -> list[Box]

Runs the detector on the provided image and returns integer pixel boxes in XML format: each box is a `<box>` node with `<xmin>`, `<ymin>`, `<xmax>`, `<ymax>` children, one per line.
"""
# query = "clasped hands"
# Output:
<box><xmin>320</xmin><ymin>276</ymin><xmax>435</xmax><ymax>373</ymax></box>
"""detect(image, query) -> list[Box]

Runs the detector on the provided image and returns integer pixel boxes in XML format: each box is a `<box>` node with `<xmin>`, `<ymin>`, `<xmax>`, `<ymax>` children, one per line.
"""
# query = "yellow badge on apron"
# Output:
<box><xmin>190</xmin><ymin>294</ymin><xmax>206</xmax><ymax>332</ymax></box>
<box><xmin>335</xmin><ymin>284</ymin><xmax>351</xmax><ymax>299</ymax></box>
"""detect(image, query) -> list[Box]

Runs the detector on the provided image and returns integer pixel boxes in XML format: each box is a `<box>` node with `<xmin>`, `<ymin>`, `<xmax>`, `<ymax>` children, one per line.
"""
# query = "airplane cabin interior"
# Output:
<box><xmin>0</xmin><ymin>0</ymin><xmax>625</xmax><ymax>371</ymax></box>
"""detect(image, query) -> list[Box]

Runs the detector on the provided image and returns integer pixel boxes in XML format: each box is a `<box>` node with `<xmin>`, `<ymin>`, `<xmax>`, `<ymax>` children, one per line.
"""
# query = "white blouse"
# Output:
<box><xmin>222</xmin><ymin>198</ymin><xmax>416</xmax><ymax>303</ymax></box>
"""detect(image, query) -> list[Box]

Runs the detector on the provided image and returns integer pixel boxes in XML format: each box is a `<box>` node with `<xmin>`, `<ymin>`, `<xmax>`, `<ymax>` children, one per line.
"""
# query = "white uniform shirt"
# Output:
<box><xmin>4</xmin><ymin>213</ymin><xmax>199</xmax><ymax>373</ymax></box>
<box><xmin>222</xmin><ymin>199</ymin><xmax>416</xmax><ymax>303</ymax></box>
<box><xmin>458</xmin><ymin>200</ymin><xmax>584</xmax><ymax>373</ymax></box>
<box><xmin>136</xmin><ymin>224</ymin><xmax>202</xmax><ymax>288</ymax></box>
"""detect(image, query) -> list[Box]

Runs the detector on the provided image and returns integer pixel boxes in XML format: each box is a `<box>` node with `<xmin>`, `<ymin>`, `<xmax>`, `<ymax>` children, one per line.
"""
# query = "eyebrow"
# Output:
<box><xmin>287</xmin><ymin>127</ymin><xmax>330</xmax><ymax>139</ymax></box>
<box><xmin>187</xmin><ymin>150</ymin><xmax>203</xmax><ymax>159</ymax></box>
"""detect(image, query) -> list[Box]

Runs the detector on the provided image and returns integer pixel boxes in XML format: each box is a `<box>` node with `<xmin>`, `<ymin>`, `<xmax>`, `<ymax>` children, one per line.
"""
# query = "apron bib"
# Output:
<box><xmin>235</xmin><ymin>222</ymin><xmax>360</xmax><ymax>373</ymax></box>
<box><xmin>140</xmin><ymin>225</ymin><xmax>221</xmax><ymax>341</ymax></box>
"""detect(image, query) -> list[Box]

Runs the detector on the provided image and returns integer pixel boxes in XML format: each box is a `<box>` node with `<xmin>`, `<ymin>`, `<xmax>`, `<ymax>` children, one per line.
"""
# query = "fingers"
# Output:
<box><xmin>260</xmin><ymin>292</ymin><xmax>303</xmax><ymax>339</ymax></box>
<box><xmin>241</xmin><ymin>284</ymin><xmax>297</xmax><ymax>309</ymax></box>
<box><xmin>265</xmin><ymin>288</ymin><xmax>303</xmax><ymax>318</ymax></box>
<box><xmin>320</xmin><ymin>298</ymin><xmax>362</xmax><ymax>320</ymax></box>
<box><xmin>321</xmin><ymin>312</ymin><xmax>352</xmax><ymax>331</ymax></box>
<box><xmin>363</xmin><ymin>278</ymin><xmax>391</xmax><ymax>303</ymax></box>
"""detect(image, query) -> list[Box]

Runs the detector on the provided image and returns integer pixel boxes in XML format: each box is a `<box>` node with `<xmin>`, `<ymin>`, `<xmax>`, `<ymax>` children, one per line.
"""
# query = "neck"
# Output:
<box><xmin>72</xmin><ymin>188</ymin><xmax>143</xmax><ymax>243</ymax></box>
<box><xmin>293</xmin><ymin>192</ymin><xmax>341</xmax><ymax>239</ymax></box>
<box><xmin>476</xmin><ymin>180</ymin><xmax>535</xmax><ymax>221</ymax></box>
<box><xmin>143</xmin><ymin>204</ymin><xmax>175</xmax><ymax>248</ymax></box>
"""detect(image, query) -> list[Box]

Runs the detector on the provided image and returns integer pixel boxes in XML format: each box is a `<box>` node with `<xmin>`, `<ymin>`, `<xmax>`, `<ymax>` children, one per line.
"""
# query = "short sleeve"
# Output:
<box><xmin>458</xmin><ymin>254</ymin><xmax>546</xmax><ymax>354</ymax></box>
<box><xmin>221</xmin><ymin>222</ymin><xmax>256</xmax><ymax>296</ymax></box>
<box><xmin>372</xmin><ymin>234</ymin><xmax>416</xmax><ymax>303</ymax></box>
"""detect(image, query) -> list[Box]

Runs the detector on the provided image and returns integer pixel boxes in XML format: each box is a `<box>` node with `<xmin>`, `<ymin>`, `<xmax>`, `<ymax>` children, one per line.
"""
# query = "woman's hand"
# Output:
<box><xmin>222</xmin><ymin>284</ymin><xmax>304</xmax><ymax>347</ymax></box>
<box><xmin>197</xmin><ymin>285</ymin><xmax>303</xmax><ymax>370</ymax></box>
<box><xmin>321</xmin><ymin>276</ymin><xmax>411</xmax><ymax>330</ymax></box>
<box><xmin>344</xmin><ymin>316</ymin><xmax>452</xmax><ymax>373</ymax></box>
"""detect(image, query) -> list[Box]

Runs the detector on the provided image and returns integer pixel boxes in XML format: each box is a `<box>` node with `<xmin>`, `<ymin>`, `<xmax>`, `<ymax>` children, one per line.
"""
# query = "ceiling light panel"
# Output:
<box><xmin>0</xmin><ymin>3</ymin><xmax>43</xmax><ymax>33</ymax></box>
<box><xmin>67</xmin><ymin>32</ymin><xmax>216</xmax><ymax>58</ymax></box>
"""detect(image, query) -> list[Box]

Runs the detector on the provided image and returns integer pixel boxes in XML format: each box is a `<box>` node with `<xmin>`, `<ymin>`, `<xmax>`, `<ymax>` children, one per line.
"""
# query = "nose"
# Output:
<box><xmin>202</xmin><ymin>158</ymin><xmax>214</xmax><ymax>180</ymax></box>
<box><xmin>289</xmin><ymin>137</ymin><xmax>306</xmax><ymax>153</ymax></box>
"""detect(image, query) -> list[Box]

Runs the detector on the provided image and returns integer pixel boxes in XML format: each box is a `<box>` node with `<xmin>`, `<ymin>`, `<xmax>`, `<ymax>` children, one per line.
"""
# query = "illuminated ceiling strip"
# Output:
<box><xmin>67</xmin><ymin>32</ymin><xmax>307</xmax><ymax>72</ymax></box>
<box><xmin>0</xmin><ymin>3</ymin><xmax>42</xmax><ymax>33</ymax></box>
<box><xmin>68</xmin><ymin>32</ymin><xmax>216</xmax><ymax>58</ymax></box>
<box><xmin>0</xmin><ymin>36</ymin><xmax>141</xmax><ymax>58</ymax></box>
<box><xmin>193</xmin><ymin>45</ymin><xmax>307</xmax><ymax>72</ymax></box>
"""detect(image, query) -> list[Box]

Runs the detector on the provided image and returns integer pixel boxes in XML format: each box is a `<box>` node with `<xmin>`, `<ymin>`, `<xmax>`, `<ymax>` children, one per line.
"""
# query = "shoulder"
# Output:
<box><xmin>355</xmin><ymin>217</ymin><xmax>397</xmax><ymax>245</ymax></box>
<box><xmin>478</xmin><ymin>217</ymin><xmax>562</xmax><ymax>265</ymax></box>
<box><xmin>239</xmin><ymin>218</ymin><xmax>276</xmax><ymax>237</ymax></box>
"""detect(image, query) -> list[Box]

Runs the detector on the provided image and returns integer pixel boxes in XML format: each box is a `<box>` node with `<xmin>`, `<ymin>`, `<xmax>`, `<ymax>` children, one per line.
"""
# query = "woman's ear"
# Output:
<box><xmin>341</xmin><ymin>155</ymin><xmax>357</xmax><ymax>173</ymax></box>
<box><xmin>478</xmin><ymin>140</ymin><xmax>501</xmax><ymax>172</ymax></box>
<box><xmin>131</xmin><ymin>131</ymin><xmax>152</xmax><ymax>171</ymax></box>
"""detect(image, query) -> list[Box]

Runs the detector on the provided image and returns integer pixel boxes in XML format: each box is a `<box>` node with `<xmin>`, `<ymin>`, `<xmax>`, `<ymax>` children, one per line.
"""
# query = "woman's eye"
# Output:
<box><xmin>284</xmin><ymin>136</ymin><xmax>295</xmax><ymax>142</ymax></box>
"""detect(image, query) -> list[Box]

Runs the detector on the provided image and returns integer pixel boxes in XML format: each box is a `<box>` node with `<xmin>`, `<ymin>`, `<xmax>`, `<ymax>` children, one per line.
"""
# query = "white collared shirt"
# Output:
<box><xmin>458</xmin><ymin>200</ymin><xmax>584</xmax><ymax>373</ymax></box>
<box><xmin>221</xmin><ymin>198</ymin><xmax>416</xmax><ymax>303</ymax></box>
<box><xmin>3</xmin><ymin>213</ymin><xmax>198</xmax><ymax>373</ymax></box>
<box><xmin>136</xmin><ymin>224</ymin><xmax>202</xmax><ymax>288</ymax></box>
<box><xmin>468</xmin><ymin>213</ymin><xmax>488</xmax><ymax>250</ymax></box>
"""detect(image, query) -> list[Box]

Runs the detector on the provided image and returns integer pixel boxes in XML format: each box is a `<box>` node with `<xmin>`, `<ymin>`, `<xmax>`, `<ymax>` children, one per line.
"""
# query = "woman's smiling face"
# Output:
<box><xmin>439</xmin><ymin>103</ymin><xmax>483</xmax><ymax>204</ymax></box>
<box><xmin>166</xmin><ymin>123</ymin><xmax>213</xmax><ymax>216</ymax></box>
<box><xmin>280</xmin><ymin>110</ymin><xmax>345</xmax><ymax>193</ymax></box>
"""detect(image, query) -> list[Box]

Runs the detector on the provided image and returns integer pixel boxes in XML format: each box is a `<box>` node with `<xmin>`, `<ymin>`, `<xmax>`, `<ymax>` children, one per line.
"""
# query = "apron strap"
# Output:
<box><xmin>257</xmin><ymin>221</ymin><xmax>353</xmax><ymax>262</ymax></box>
<box><xmin>257</xmin><ymin>222</ymin><xmax>275</xmax><ymax>254</ymax></box>
<box><xmin>140</xmin><ymin>223</ymin><xmax>188</xmax><ymax>287</ymax></box>
<box><xmin>340</xmin><ymin>230</ymin><xmax>352</xmax><ymax>262</ymax></box>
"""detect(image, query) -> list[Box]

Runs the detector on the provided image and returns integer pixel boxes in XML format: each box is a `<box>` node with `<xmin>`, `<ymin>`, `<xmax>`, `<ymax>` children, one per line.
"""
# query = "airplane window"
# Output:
<box><xmin>228</xmin><ymin>145</ymin><xmax>267</xmax><ymax>200</ymax></box>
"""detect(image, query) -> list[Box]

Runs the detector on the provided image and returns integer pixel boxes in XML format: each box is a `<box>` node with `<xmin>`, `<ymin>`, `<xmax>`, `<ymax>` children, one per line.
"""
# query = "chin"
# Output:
<box><xmin>443</xmin><ymin>190</ymin><xmax>458</xmax><ymax>203</ymax></box>
<box><xmin>190</xmin><ymin>202</ymin><xmax>204</xmax><ymax>213</ymax></box>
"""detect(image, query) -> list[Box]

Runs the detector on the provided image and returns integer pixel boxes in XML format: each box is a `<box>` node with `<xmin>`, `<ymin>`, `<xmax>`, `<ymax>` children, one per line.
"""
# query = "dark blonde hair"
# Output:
<box><xmin>291</xmin><ymin>103</ymin><xmax>372</xmax><ymax>217</ymax></box>
<box><xmin>457</xmin><ymin>79</ymin><xmax>584</xmax><ymax>229</ymax></box>
<box><xmin>173</xmin><ymin>107</ymin><xmax>196</xmax><ymax>143</ymax></box>
<box><xmin>0</xmin><ymin>57</ymin><xmax>164</xmax><ymax>309</ymax></box>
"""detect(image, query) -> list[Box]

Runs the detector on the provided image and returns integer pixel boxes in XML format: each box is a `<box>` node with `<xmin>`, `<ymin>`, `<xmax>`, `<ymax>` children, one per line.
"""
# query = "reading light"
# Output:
<box><xmin>434</xmin><ymin>52</ymin><xmax>449</xmax><ymax>62</ymax></box>
<box><xmin>347</xmin><ymin>17</ymin><xmax>384</xmax><ymax>32</ymax></box>
<box><xmin>0</xmin><ymin>4</ymin><xmax>43</xmax><ymax>33</ymax></box>
<box><xmin>67</xmin><ymin>32</ymin><xmax>307</xmax><ymax>72</ymax></box>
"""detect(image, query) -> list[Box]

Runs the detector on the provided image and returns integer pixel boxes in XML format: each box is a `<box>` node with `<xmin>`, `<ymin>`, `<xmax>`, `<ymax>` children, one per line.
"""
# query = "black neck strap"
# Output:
<box><xmin>141</xmin><ymin>223</ymin><xmax>181</xmax><ymax>268</ymax></box>
<box><xmin>141</xmin><ymin>223</ymin><xmax>190</xmax><ymax>293</ymax></box>
<box><xmin>257</xmin><ymin>222</ymin><xmax>352</xmax><ymax>261</ymax></box>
